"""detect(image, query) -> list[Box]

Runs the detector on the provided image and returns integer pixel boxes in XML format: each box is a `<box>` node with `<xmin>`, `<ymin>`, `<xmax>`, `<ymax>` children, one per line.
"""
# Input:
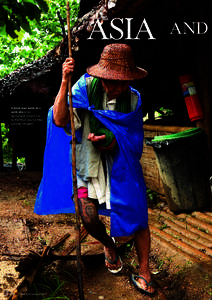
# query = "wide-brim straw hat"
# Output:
<box><xmin>86</xmin><ymin>43</ymin><xmax>147</xmax><ymax>81</ymax></box>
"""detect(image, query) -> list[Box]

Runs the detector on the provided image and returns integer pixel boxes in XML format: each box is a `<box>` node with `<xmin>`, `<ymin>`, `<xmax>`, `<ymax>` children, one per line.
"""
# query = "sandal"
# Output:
<box><xmin>131</xmin><ymin>274</ymin><xmax>155</xmax><ymax>295</ymax></box>
<box><xmin>105</xmin><ymin>252</ymin><xmax>123</xmax><ymax>274</ymax></box>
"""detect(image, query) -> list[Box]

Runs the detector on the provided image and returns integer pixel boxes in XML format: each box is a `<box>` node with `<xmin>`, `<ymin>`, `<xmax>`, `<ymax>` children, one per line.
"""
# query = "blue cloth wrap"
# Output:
<box><xmin>34</xmin><ymin>74</ymin><xmax>148</xmax><ymax>237</ymax></box>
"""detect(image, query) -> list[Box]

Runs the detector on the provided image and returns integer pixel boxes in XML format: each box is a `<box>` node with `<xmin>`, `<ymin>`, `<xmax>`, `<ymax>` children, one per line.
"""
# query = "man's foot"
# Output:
<box><xmin>104</xmin><ymin>244</ymin><xmax>123</xmax><ymax>273</ymax></box>
<box><xmin>131</xmin><ymin>274</ymin><xmax>155</xmax><ymax>294</ymax></box>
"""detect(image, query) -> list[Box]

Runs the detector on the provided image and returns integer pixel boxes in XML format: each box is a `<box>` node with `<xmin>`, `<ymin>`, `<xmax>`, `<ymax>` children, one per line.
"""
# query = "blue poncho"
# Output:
<box><xmin>34</xmin><ymin>74</ymin><xmax>148</xmax><ymax>237</ymax></box>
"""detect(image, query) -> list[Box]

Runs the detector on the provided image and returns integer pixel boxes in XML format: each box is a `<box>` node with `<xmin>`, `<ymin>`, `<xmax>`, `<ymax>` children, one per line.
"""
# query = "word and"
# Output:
<box><xmin>170</xmin><ymin>22</ymin><xmax>208</xmax><ymax>35</ymax></box>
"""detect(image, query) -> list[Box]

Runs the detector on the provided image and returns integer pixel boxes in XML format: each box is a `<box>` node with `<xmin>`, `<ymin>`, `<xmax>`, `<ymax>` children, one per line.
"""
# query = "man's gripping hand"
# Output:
<box><xmin>62</xmin><ymin>58</ymin><xmax>75</xmax><ymax>82</ymax></box>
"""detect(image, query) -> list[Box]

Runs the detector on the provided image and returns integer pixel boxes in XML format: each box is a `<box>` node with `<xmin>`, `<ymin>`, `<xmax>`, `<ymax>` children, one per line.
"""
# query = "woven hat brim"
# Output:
<box><xmin>86</xmin><ymin>65</ymin><xmax>148</xmax><ymax>81</ymax></box>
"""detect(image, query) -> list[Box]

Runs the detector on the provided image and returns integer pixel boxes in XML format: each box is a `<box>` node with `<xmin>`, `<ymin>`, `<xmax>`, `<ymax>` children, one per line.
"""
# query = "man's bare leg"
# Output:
<box><xmin>78</xmin><ymin>197</ymin><xmax>122</xmax><ymax>271</ymax></box>
<box><xmin>134</xmin><ymin>226</ymin><xmax>155</xmax><ymax>293</ymax></box>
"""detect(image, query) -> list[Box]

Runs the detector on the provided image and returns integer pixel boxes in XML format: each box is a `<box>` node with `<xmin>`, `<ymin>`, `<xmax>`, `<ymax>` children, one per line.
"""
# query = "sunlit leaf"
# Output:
<box><xmin>14</xmin><ymin>28</ymin><xmax>25</xmax><ymax>41</ymax></box>
<box><xmin>0</xmin><ymin>23</ymin><xmax>7</xmax><ymax>36</ymax></box>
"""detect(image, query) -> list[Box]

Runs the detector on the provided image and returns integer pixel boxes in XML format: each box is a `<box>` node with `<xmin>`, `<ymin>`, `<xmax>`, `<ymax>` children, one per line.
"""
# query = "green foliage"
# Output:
<box><xmin>0</xmin><ymin>0</ymin><xmax>49</xmax><ymax>38</ymax></box>
<box><xmin>1</xmin><ymin>123</ymin><xmax>25</xmax><ymax>163</ymax></box>
<box><xmin>147</xmin><ymin>189</ymin><xmax>159</xmax><ymax>201</ymax></box>
<box><xmin>0</xmin><ymin>0</ymin><xmax>80</xmax><ymax>78</ymax></box>
<box><xmin>157</xmin><ymin>107</ymin><xmax>174</xmax><ymax>117</ymax></box>
<box><xmin>32</xmin><ymin>270</ymin><xmax>71</xmax><ymax>299</ymax></box>
<box><xmin>1</xmin><ymin>123</ymin><xmax>12</xmax><ymax>162</ymax></box>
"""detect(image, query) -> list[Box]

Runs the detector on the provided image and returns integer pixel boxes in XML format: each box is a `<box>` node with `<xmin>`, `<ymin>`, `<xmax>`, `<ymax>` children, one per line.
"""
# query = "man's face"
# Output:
<box><xmin>101</xmin><ymin>79</ymin><xmax>130</xmax><ymax>100</ymax></box>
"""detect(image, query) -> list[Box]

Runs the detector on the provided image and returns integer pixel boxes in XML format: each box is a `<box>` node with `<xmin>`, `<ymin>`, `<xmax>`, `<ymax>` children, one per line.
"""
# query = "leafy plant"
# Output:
<box><xmin>32</xmin><ymin>270</ymin><xmax>71</xmax><ymax>300</ymax></box>
<box><xmin>147</xmin><ymin>189</ymin><xmax>159</xmax><ymax>201</ymax></box>
<box><xmin>1</xmin><ymin>123</ymin><xmax>12</xmax><ymax>162</ymax></box>
<box><xmin>1</xmin><ymin>123</ymin><xmax>26</xmax><ymax>163</ymax></box>
<box><xmin>156</xmin><ymin>107</ymin><xmax>174</xmax><ymax>117</ymax></box>
<box><xmin>0</xmin><ymin>0</ymin><xmax>80</xmax><ymax>78</ymax></box>
<box><xmin>0</xmin><ymin>0</ymin><xmax>49</xmax><ymax>39</ymax></box>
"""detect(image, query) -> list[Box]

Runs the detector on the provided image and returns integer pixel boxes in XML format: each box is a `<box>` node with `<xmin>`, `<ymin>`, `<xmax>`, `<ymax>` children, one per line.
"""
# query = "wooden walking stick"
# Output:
<box><xmin>66</xmin><ymin>2</ymin><xmax>84</xmax><ymax>299</ymax></box>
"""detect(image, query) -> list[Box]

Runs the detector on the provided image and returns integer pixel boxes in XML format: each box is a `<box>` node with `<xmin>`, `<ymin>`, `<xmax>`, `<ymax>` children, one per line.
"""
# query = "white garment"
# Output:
<box><xmin>76</xmin><ymin>96</ymin><xmax>117</xmax><ymax>209</ymax></box>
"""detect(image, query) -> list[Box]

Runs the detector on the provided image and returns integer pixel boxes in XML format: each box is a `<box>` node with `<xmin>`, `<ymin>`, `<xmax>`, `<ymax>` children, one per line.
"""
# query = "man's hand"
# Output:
<box><xmin>62</xmin><ymin>57</ymin><xmax>75</xmax><ymax>82</ymax></box>
<box><xmin>87</xmin><ymin>133</ymin><xmax>106</xmax><ymax>142</ymax></box>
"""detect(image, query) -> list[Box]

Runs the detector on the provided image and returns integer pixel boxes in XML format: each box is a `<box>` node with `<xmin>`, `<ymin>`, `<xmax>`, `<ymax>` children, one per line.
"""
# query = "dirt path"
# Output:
<box><xmin>0</xmin><ymin>171</ymin><xmax>212</xmax><ymax>299</ymax></box>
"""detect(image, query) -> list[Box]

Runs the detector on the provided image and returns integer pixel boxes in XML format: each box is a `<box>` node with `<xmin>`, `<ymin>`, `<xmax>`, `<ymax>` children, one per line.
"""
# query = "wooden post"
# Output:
<box><xmin>66</xmin><ymin>2</ymin><xmax>84</xmax><ymax>300</ymax></box>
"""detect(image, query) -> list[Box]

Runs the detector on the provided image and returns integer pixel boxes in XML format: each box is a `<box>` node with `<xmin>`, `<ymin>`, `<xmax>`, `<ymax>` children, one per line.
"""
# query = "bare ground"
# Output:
<box><xmin>0</xmin><ymin>170</ymin><xmax>212</xmax><ymax>300</ymax></box>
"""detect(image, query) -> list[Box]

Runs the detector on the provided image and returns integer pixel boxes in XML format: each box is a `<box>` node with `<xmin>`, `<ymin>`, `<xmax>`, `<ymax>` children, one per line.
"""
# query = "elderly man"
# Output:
<box><xmin>34</xmin><ymin>44</ymin><xmax>154</xmax><ymax>295</ymax></box>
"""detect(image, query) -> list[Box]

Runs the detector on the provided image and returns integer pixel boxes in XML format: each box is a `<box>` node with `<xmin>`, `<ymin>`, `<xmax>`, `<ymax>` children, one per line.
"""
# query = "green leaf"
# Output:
<box><xmin>24</xmin><ymin>2</ymin><xmax>41</xmax><ymax>22</ymax></box>
<box><xmin>14</xmin><ymin>28</ymin><xmax>25</xmax><ymax>41</ymax></box>
<box><xmin>34</xmin><ymin>0</ymin><xmax>48</xmax><ymax>13</ymax></box>
<box><xmin>6</xmin><ymin>20</ymin><xmax>19</xmax><ymax>38</ymax></box>
<box><xmin>19</xmin><ymin>17</ymin><xmax>32</xmax><ymax>33</ymax></box>
<box><xmin>0</xmin><ymin>24</ymin><xmax>7</xmax><ymax>36</ymax></box>
<box><xmin>0</xmin><ymin>6</ymin><xmax>8</xmax><ymax>22</ymax></box>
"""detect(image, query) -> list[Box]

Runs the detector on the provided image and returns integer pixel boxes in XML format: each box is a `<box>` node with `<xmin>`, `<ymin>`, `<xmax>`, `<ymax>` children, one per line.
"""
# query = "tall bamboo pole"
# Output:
<box><xmin>66</xmin><ymin>2</ymin><xmax>84</xmax><ymax>299</ymax></box>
